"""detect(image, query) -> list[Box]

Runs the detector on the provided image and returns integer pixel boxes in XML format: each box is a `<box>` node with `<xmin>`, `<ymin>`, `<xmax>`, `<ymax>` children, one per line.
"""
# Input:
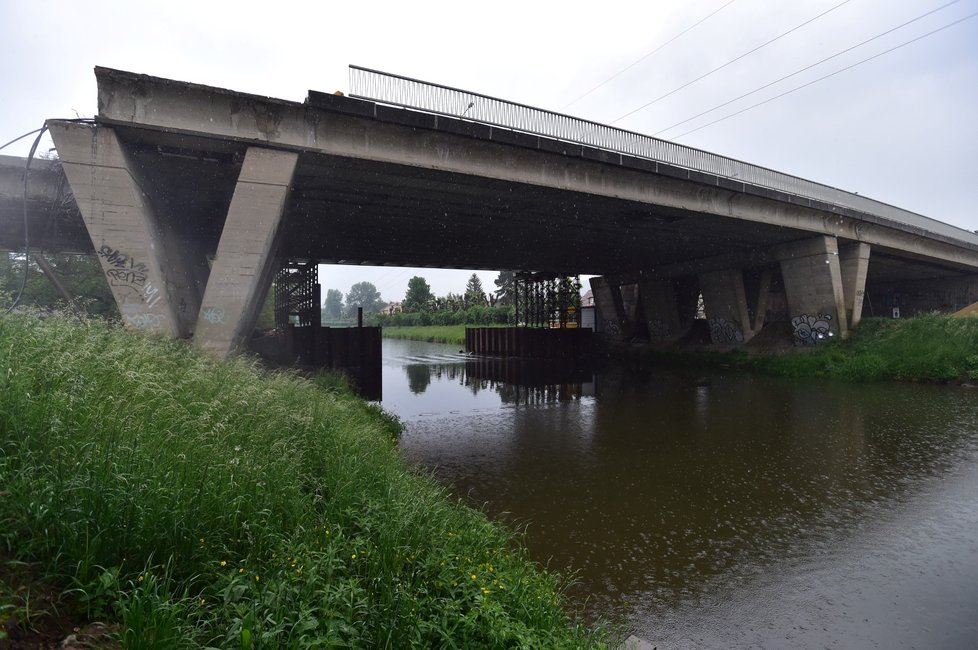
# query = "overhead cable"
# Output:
<box><xmin>668</xmin><ymin>10</ymin><xmax>978</xmax><ymax>140</ymax></box>
<box><xmin>654</xmin><ymin>0</ymin><xmax>962</xmax><ymax>137</ymax></box>
<box><xmin>610</xmin><ymin>0</ymin><xmax>853</xmax><ymax>125</ymax></box>
<box><xmin>560</xmin><ymin>0</ymin><xmax>739</xmax><ymax>111</ymax></box>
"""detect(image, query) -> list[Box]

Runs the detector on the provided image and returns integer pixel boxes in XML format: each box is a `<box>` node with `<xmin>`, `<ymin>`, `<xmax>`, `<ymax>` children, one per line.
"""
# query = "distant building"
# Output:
<box><xmin>383</xmin><ymin>302</ymin><xmax>403</xmax><ymax>315</ymax></box>
<box><xmin>581</xmin><ymin>289</ymin><xmax>594</xmax><ymax>307</ymax></box>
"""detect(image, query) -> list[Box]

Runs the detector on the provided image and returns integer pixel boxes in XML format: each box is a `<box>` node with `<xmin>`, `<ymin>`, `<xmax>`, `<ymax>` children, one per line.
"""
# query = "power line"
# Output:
<box><xmin>560</xmin><ymin>0</ymin><xmax>739</xmax><ymax>111</ymax></box>
<box><xmin>668</xmin><ymin>10</ymin><xmax>978</xmax><ymax>140</ymax></box>
<box><xmin>654</xmin><ymin>0</ymin><xmax>962</xmax><ymax>137</ymax></box>
<box><xmin>610</xmin><ymin>0</ymin><xmax>853</xmax><ymax>125</ymax></box>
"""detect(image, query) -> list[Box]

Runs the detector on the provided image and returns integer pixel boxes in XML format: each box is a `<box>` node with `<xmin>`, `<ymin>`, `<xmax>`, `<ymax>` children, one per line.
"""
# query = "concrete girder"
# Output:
<box><xmin>92</xmin><ymin>67</ymin><xmax>978</xmax><ymax>275</ymax></box>
<box><xmin>194</xmin><ymin>147</ymin><xmax>298</xmax><ymax>358</ymax></box>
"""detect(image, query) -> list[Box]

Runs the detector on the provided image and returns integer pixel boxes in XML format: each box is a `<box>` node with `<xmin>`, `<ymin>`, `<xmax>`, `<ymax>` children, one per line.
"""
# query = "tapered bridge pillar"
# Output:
<box><xmin>49</xmin><ymin>121</ymin><xmax>298</xmax><ymax>359</ymax></box>
<box><xmin>194</xmin><ymin>148</ymin><xmax>298</xmax><ymax>358</ymax></box>
<box><xmin>775</xmin><ymin>235</ymin><xmax>850</xmax><ymax>344</ymax></box>
<box><xmin>699</xmin><ymin>269</ymin><xmax>754</xmax><ymax>345</ymax></box>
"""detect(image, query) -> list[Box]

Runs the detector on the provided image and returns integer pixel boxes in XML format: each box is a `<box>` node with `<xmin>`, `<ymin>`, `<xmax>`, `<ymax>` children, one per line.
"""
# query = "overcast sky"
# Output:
<box><xmin>2</xmin><ymin>0</ymin><xmax>975</xmax><ymax>303</ymax></box>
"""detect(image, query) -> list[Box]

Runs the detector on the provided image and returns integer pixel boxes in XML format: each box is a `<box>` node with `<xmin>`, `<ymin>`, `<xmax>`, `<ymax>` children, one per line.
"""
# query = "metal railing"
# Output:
<box><xmin>349</xmin><ymin>65</ymin><xmax>978</xmax><ymax>246</ymax></box>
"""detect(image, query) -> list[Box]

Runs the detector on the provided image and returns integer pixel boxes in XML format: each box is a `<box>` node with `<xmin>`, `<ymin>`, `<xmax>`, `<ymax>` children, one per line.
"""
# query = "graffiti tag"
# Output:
<box><xmin>98</xmin><ymin>245</ymin><xmax>161</xmax><ymax>308</ymax></box>
<box><xmin>708</xmin><ymin>317</ymin><xmax>744</xmax><ymax>344</ymax></box>
<box><xmin>791</xmin><ymin>313</ymin><xmax>833</xmax><ymax>346</ymax></box>
<box><xmin>201</xmin><ymin>306</ymin><xmax>226</xmax><ymax>324</ymax></box>
<box><xmin>124</xmin><ymin>313</ymin><xmax>162</xmax><ymax>330</ymax></box>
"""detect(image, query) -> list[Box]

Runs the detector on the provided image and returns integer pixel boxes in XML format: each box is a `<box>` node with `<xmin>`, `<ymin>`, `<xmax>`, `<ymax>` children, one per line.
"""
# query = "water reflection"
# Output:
<box><xmin>382</xmin><ymin>339</ymin><xmax>978</xmax><ymax>648</ymax></box>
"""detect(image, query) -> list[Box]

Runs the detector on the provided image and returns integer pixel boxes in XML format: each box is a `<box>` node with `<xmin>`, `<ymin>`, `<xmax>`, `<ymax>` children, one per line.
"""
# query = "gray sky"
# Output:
<box><xmin>2</xmin><ymin>0</ymin><xmax>975</xmax><ymax>303</ymax></box>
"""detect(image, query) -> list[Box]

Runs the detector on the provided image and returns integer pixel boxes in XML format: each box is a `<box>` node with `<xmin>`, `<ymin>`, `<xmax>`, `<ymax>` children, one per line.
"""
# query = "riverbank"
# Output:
<box><xmin>383</xmin><ymin>324</ymin><xmax>469</xmax><ymax>346</ymax></box>
<box><xmin>0</xmin><ymin>316</ymin><xmax>610</xmax><ymax>648</ymax></box>
<box><xmin>385</xmin><ymin>315</ymin><xmax>978</xmax><ymax>383</ymax></box>
<box><xmin>746</xmin><ymin>314</ymin><xmax>978</xmax><ymax>382</ymax></box>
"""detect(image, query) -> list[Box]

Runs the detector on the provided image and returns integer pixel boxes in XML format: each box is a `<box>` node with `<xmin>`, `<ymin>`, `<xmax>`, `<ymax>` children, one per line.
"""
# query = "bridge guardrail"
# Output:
<box><xmin>349</xmin><ymin>65</ymin><xmax>978</xmax><ymax>247</ymax></box>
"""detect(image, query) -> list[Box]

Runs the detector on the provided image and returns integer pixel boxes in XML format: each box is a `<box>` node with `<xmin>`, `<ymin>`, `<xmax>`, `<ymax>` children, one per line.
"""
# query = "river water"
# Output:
<box><xmin>380</xmin><ymin>338</ymin><xmax>978</xmax><ymax>649</ymax></box>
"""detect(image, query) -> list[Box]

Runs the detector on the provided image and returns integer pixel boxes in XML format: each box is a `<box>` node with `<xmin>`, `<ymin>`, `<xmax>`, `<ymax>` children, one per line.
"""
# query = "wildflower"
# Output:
<box><xmin>255</xmin><ymin>575</ymin><xmax>260</xmax><ymax>582</ymax></box>
<box><xmin>239</xmin><ymin>568</ymin><xmax>245</xmax><ymax>574</ymax></box>
<box><xmin>219</xmin><ymin>560</ymin><xmax>227</xmax><ymax>567</ymax></box>
<box><xmin>351</xmin><ymin>554</ymin><xmax>357</xmax><ymax>560</ymax></box>
<box><xmin>199</xmin><ymin>597</ymin><xmax>206</xmax><ymax>606</ymax></box>
<box><xmin>470</xmin><ymin>574</ymin><xmax>477</xmax><ymax>581</ymax></box>
<box><xmin>138</xmin><ymin>574</ymin><xmax>144</xmax><ymax>583</ymax></box>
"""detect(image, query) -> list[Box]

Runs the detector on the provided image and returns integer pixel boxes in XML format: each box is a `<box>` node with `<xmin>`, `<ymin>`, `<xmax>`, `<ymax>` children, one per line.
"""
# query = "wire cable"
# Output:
<box><xmin>0</xmin><ymin>127</ymin><xmax>46</xmax><ymax>154</ymax></box>
<box><xmin>610</xmin><ymin>0</ymin><xmax>853</xmax><ymax>125</ymax></box>
<box><xmin>560</xmin><ymin>0</ymin><xmax>739</xmax><ymax>111</ymax></box>
<box><xmin>3</xmin><ymin>124</ymin><xmax>48</xmax><ymax>316</ymax></box>
<box><xmin>668</xmin><ymin>10</ymin><xmax>978</xmax><ymax>140</ymax></box>
<box><xmin>654</xmin><ymin>0</ymin><xmax>962</xmax><ymax>137</ymax></box>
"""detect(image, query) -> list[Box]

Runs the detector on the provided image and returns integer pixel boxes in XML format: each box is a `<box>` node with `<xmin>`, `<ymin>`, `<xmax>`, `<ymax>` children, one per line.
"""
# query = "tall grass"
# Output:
<box><xmin>0</xmin><ymin>316</ymin><xmax>608</xmax><ymax>648</ymax></box>
<box><xmin>749</xmin><ymin>314</ymin><xmax>978</xmax><ymax>382</ymax></box>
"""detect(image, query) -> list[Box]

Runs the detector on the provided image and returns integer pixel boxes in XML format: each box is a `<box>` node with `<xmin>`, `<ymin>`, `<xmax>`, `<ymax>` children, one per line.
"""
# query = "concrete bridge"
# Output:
<box><xmin>2</xmin><ymin>66</ymin><xmax>976</xmax><ymax>356</ymax></box>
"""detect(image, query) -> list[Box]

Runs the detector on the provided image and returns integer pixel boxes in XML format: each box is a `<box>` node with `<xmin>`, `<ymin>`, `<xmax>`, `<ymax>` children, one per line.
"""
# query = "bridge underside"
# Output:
<box><xmin>1</xmin><ymin>67</ymin><xmax>976</xmax><ymax>356</ymax></box>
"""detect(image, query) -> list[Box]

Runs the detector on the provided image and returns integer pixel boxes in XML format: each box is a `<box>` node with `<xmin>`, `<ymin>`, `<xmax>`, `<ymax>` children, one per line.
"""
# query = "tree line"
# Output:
<box><xmin>322</xmin><ymin>272</ymin><xmax>516</xmax><ymax>326</ymax></box>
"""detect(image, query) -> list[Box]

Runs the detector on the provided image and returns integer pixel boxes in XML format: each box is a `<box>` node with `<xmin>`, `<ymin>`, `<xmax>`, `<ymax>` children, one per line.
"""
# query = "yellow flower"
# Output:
<box><xmin>219</xmin><ymin>560</ymin><xmax>227</xmax><ymax>567</ymax></box>
<box><xmin>470</xmin><ymin>574</ymin><xmax>477</xmax><ymax>581</ymax></box>
<box><xmin>239</xmin><ymin>568</ymin><xmax>245</xmax><ymax>574</ymax></box>
<box><xmin>351</xmin><ymin>554</ymin><xmax>357</xmax><ymax>560</ymax></box>
<box><xmin>199</xmin><ymin>597</ymin><xmax>206</xmax><ymax>606</ymax></box>
<box><xmin>138</xmin><ymin>575</ymin><xmax>144</xmax><ymax>583</ymax></box>
<box><xmin>255</xmin><ymin>575</ymin><xmax>260</xmax><ymax>582</ymax></box>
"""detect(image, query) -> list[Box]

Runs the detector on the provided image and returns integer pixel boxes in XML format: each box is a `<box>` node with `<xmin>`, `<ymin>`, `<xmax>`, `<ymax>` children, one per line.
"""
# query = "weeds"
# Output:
<box><xmin>0</xmin><ymin>315</ymin><xmax>607</xmax><ymax>648</ymax></box>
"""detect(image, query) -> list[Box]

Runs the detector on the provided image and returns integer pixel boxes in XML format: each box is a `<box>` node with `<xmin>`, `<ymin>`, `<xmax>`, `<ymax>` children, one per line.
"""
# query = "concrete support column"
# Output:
<box><xmin>775</xmin><ymin>235</ymin><xmax>848</xmax><ymax>344</ymax></box>
<box><xmin>638</xmin><ymin>278</ymin><xmax>684</xmax><ymax>342</ymax></box>
<box><xmin>194</xmin><ymin>147</ymin><xmax>299</xmax><ymax>358</ymax></box>
<box><xmin>699</xmin><ymin>269</ymin><xmax>753</xmax><ymax>344</ymax></box>
<box><xmin>48</xmin><ymin>122</ymin><xmax>183</xmax><ymax>335</ymax></box>
<box><xmin>589</xmin><ymin>276</ymin><xmax>625</xmax><ymax>339</ymax></box>
<box><xmin>839</xmin><ymin>243</ymin><xmax>871</xmax><ymax>328</ymax></box>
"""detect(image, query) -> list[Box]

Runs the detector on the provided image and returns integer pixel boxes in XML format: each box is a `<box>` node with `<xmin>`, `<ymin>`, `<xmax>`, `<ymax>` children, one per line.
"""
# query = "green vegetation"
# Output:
<box><xmin>382</xmin><ymin>325</ymin><xmax>470</xmax><ymax>346</ymax></box>
<box><xmin>372</xmin><ymin>306</ymin><xmax>514</xmax><ymax>329</ymax></box>
<box><xmin>0</xmin><ymin>315</ymin><xmax>608</xmax><ymax>648</ymax></box>
<box><xmin>748</xmin><ymin>314</ymin><xmax>978</xmax><ymax>382</ymax></box>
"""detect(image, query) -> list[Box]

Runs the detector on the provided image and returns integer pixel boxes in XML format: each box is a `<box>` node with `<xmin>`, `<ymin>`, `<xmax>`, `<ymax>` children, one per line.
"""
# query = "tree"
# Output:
<box><xmin>493</xmin><ymin>271</ymin><xmax>515</xmax><ymax>306</ymax></box>
<box><xmin>464</xmin><ymin>273</ymin><xmax>487</xmax><ymax>308</ymax></box>
<box><xmin>402</xmin><ymin>276</ymin><xmax>433</xmax><ymax>312</ymax></box>
<box><xmin>1</xmin><ymin>252</ymin><xmax>116</xmax><ymax>317</ymax></box>
<box><xmin>345</xmin><ymin>281</ymin><xmax>383</xmax><ymax>316</ymax></box>
<box><xmin>323</xmin><ymin>288</ymin><xmax>344</xmax><ymax>320</ymax></box>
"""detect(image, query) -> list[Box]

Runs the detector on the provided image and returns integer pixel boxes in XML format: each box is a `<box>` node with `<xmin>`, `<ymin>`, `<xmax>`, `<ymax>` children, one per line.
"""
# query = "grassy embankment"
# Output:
<box><xmin>382</xmin><ymin>325</ymin><xmax>470</xmax><ymax>346</ymax></box>
<box><xmin>0</xmin><ymin>315</ymin><xmax>609</xmax><ymax>648</ymax></box>
<box><xmin>748</xmin><ymin>314</ymin><xmax>978</xmax><ymax>382</ymax></box>
<box><xmin>385</xmin><ymin>315</ymin><xmax>978</xmax><ymax>383</ymax></box>
<box><xmin>645</xmin><ymin>314</ymin><xmax>978</xmax><ymax>383</ymax></box>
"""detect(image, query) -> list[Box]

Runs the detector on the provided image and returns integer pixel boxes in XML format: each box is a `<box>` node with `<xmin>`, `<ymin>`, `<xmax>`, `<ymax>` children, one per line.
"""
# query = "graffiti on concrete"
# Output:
<box><xmin>791</xmin><ymin>313</ymin><xmax>833</xmax><ymax>346</ymax></box>
<box><xmin>708</xmin><ymin>317</ymin><xmax>744</xmax><ymax>344</ymax></box>
<box><xmin>201</xmin><ymin>306</ymin><xmax>226</xmax><ymax>324</ymax></box>
<box><xmin>98</xmin><ymin>245</ymin><xmax>162</xmax><ymax>308</ymax></box>
<box><xmin>124</xmin><ymin>313</ymin><xmax>162</xmax><ymax>329</ymax></box>
<box><xmin>647</xmin><ymin>320</ymin><xmax>673</xmax><ymax>339</ymax></box>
